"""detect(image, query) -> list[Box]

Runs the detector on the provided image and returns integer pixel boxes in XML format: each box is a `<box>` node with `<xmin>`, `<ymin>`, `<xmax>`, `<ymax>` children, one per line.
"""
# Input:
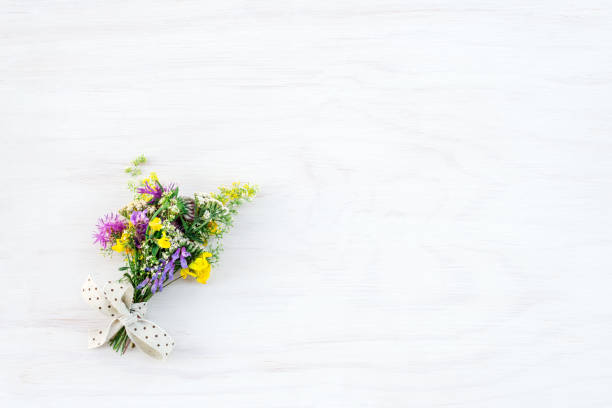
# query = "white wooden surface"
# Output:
<box><xmin>2</xmin><ymin>1</ymin><xmax>612</xmax><ymax>406</ymax></box>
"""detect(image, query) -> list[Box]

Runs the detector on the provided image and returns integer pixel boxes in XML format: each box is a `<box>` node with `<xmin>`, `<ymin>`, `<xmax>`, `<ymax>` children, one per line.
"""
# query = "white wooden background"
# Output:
<box><xmin>2</xmin><ymin>1</ymin><xmax>612</xmax><ymax>406</ymax></box>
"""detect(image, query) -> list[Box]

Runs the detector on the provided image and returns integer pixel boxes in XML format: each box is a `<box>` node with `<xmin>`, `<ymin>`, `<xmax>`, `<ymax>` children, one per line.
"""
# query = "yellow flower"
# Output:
<box><xmin>207</xmin><ymin>221</ymin><xmax>219</xmax><ymax>234</ymax></box>
<box><xmin>157</xmin><ymin>231</ymin><xmax>171</xmax><ymax>248</ymax></box>
<box><xmin>196</xmin><ymin>266</ymin><xmax>211</xmax><ymax>284</ymax></box>
<box><xmin>179</xmin><ymin>252</ymin><xmax>214</xmax><ymax>284</ymax></box>
<box><xmin>112</xmin><ymin>232</ymin><xmax>130</xmax><ymax>253</ymax></box>
<box><xmin>149</xmin><ymin>217</ymin><xmax>162</xmax><ymax>232</ymax></box>
<box><xmin>187</xmin><ymin>252</ymin><xmax>213</xmax><ymax>284</ymax></box>
<box><xmin>142</xmin><ymin>172</ymin><xmax>159</xmax><ymax>186</ymax></box>
<box><xmin>111</xmin><ymin>240</ymin><xmax>126</xmax><ymax>253</ymax></box>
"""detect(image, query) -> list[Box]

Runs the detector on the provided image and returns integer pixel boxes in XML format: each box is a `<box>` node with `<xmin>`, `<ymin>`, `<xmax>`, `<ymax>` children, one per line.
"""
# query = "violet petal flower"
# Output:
<box><xmin>171</xmin><ymin>247</ymin><xmax>191</xmax><ymax>270</ymax></box>
<box><xmin>136</xmin><ymin>277</ymin><xmax>149</xmax><ymax>289</ymax></box>
<box><xmin>164</xmin><ymin>259</ymin><xmax>175</xmax><ymax>276</ymax></box>
<box><xmin>171</xmin><ymin>248</ymin><xmax>181</xmax><ymax>262</ymax></box>
<box><xmin>180</xmin><ymin>247</ymin><xmax>191</xmax><ymax>268</ymax></box>
<box><xmin>161</xmin><ymin>265</ymin><xmax>168</xmax><ymax>283</ymax></box>
<box><xmin>180</xmin><ymin>247</ymin><xmax>191</xmax><ymax>258</ymax></box>
<box><xmin>180</xmin><ymin>256</ymin><xmax>189</xmax><ymax>270</ymax></box>
<box><xmin>151</xmin><ymin>281</ymin><xmax>158</xmax><ymax>294</ymax></box>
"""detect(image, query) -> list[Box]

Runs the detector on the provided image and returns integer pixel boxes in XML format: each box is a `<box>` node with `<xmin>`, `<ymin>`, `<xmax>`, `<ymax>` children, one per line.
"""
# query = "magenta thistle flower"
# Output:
<box><xmin>137</xmin><ymin>181</ymin><xmax>177</xmax><ymax>204</ymax></box>
<box><xmin>93</xmin><ymin>213</ymin><xmax>127</xmax><ymax>249</ymax></box>
<box><xmin>137</xmin><ymin>181</ymin><xmax>164</xmax><ymax>203</ymax></box>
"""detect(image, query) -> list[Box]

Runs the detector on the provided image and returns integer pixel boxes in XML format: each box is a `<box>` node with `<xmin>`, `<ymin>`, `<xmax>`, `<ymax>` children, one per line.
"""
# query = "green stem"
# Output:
<box><xmin>123</xmin><ymin>338</ymin><xmax>131</xmax><ymax>354</ymax></box>
<box><xmin>113</xmin><ymin>330</ymin><xmax>122</xmax><ymax>351</ymax></box>
<box><xmin>119</xmin><ymin>330</ymin><xmax>128</xmax><ymax>353</ymax></box>
<box><xmin>110</xmin><ymin>327</ymin><xmax>127</xmax><ymax>353</ymax></box>
<box><xmin>163</xmin><ymin>275</ymin><xmax>183</xmax><ymax>288</ymax></box>
<box><xmin>119</xmin><ymin>330</ymin><xmax>129</xmax><ymax>355</ymax></box>
<box><xmin>144</xmin><ymin>197</ymin><xmax>171</xmax><ymax>237</ymax></box>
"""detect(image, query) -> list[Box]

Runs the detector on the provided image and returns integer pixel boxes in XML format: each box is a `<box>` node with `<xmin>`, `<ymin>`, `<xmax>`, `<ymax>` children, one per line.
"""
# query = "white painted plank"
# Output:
<box><xmin>2</xmin><ymin>1</ymin><xmax>612</xmax><ymax>406</ymax></box>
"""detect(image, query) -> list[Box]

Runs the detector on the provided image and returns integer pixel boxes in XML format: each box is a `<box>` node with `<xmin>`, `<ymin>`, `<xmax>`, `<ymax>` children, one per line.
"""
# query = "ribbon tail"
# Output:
<box><xmin>124</xmin><ymin>319</ymin><xmax>174</xmax><ymax>360</ymax></box>
<box><xmin>88</xmin><ymin>319</ymin><xmax>122</xmax><ymax>349</ymax></box>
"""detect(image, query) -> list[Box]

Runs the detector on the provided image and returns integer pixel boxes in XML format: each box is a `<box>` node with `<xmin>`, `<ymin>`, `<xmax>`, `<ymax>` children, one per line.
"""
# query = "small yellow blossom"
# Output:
<box><xmin>180</xmin><ymin>268</ymin><xmax>195</xmax><ymax>279</ymax></box>
<box><xmin>112</xmin><ymin>232</ymin><xmax>130</xmax><ymax>253</ymax></box>
<box><xmin>157</xmin><ymin>231</ymin><xmax>171</xmax><ymax>249</ymax></box>
<box><xmin>207</xmin><ymin>221</ymin><xmax>219</xmax><ymax>234</ymax></box>
<box><xmin>142</xmin><ymin>172</ymin><xmax>159</xmax><ymax>186</ymax></box>
<box><xmin>213</xmin><ymin>182</ymin><xmax>257</xmax><ymax>204</ymax></box>
<box><xmin>149</xmin><ymin>217</ymin><xmax>162</xmax><ymax>232</ymax></box>
<box><xmin>111</xmin><ymin>240</ymin><xmax>125</xmax><ymax>253</ymax></box>
<box><xmin>182</xmin><ymin>252</ymin><xmax>213</xmax><ymax>284</ymax></box>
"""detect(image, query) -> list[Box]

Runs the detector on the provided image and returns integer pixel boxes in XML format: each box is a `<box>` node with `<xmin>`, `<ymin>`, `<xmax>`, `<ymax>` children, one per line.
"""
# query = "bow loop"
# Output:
<box><xmin>103</xmin><ymin>281</ymin><xmax>133</xmax><ymax>314</ymax></box>
<box><xmin>82</xmin><ymin>275</ymin><xmax>174</xmax><ymax>360</ymax></box>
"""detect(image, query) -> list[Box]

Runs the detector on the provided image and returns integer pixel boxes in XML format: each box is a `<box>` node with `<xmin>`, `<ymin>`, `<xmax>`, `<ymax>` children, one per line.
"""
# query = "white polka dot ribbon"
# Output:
<box><xmin>81</xmin><ymin>275</ymin><xmax>174</xmax><ymax>360</ymax></box>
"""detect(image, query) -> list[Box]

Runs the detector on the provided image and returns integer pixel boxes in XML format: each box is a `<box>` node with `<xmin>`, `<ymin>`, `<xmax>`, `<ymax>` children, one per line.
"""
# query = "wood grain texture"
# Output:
<box><xmin>2</xmin><ymin>1</ymin><xmax>612</xmax><ymax>406</ymax></box>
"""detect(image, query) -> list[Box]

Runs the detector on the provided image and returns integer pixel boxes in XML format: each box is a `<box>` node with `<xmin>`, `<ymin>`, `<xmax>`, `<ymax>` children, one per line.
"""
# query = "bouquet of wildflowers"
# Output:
<box><xmin>83</xmin><ymin>156</ymin><xmax>257</xmax><ymax>359</ymax></box>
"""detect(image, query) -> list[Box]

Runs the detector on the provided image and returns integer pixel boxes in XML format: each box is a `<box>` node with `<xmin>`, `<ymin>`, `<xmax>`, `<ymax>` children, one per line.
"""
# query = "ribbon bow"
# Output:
<box><xmin>81</xmin><ymin>275</ymin><xmax>174</xmax><ymax>360</ymax></box>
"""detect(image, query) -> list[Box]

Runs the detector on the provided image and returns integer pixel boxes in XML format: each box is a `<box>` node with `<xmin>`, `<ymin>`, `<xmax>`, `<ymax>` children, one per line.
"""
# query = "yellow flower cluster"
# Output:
<box><xmin>142</xmin><ymin>172</ymin><xmax>158</xmax><ymax>185</ymax></box>
<box><xmin>215</xmin><ymin>182</ymin><xmax>257</xmax><ymax>204</ymax></box>
<box><xmin>180</xmin><ymin>252</ymin><xmax>213</xmax><ymax>284</ymax></box>
<box><xmin>112</xmin><ymin>232</ymin><xmax>130</xmax><ymax>253</ymax></box>
<box><xmin>207</xmin><ymin>221</ymin><xmax>219</xmax><ymax>235</ymax></box>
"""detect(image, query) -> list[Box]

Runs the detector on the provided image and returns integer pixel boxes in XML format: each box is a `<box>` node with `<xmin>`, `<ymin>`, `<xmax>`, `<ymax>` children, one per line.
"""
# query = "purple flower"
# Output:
<box><xmin>164</xmin><ymin>247</ymin><xmax>191</xmax><ymax>280</ymax></box>
<box><xmin>149</xmin><ymin>268</ymin><xmax>164</xmax><ymax>294</ymax></box>
<box><xmin>163</xmin><ymin>259</ymin><xmax>174</xmax><ymax>280</ymax></box>
<box><xmin>151</xmin><ymin>274</ymin><xmax>159</xmax><ymax>294</ymax></box>
<box><xmin>136</xmin><ymin>277</ymin><xmax>149</xmax><ymax>289</ymax></box>
<box><xmin>137</xmin><ymin>249</ymin><xmax>190</xmax><ymax>294</ymax></box>
<box><xmin>130</xmin><ymin>210</ymin><xmax>149</xmax><ymax>247</ymax></box>
<box><xmin>178</xmin><ymin>247</ymin><xmax>190</xmax><ymax>269</ymax></box>
<box><xmin>137</xmin><ymin>181</ymin><xmax>164</xmax><ymax>203</ymax></box>
<box><xmin>140</xmin><ymin>262</ymin><xmax>168</xmax><ymax>293</ymax></box>
<box><xmin>137</xmin><ymin>181</ymin><xmax>177</xmax><ymax>204</ymax></box>
<box><xmin>93</xmin><ymin>213</ymin><xmax>127</xmax><ymax>249</ymax></box>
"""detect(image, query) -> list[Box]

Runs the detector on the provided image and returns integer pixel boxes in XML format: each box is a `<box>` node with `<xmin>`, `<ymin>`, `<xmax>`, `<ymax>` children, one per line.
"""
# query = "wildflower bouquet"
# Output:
<box><xmin>82</xmin><ymin>157</ymin><xmax>257</xmax><ymax>359</ymax></box>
